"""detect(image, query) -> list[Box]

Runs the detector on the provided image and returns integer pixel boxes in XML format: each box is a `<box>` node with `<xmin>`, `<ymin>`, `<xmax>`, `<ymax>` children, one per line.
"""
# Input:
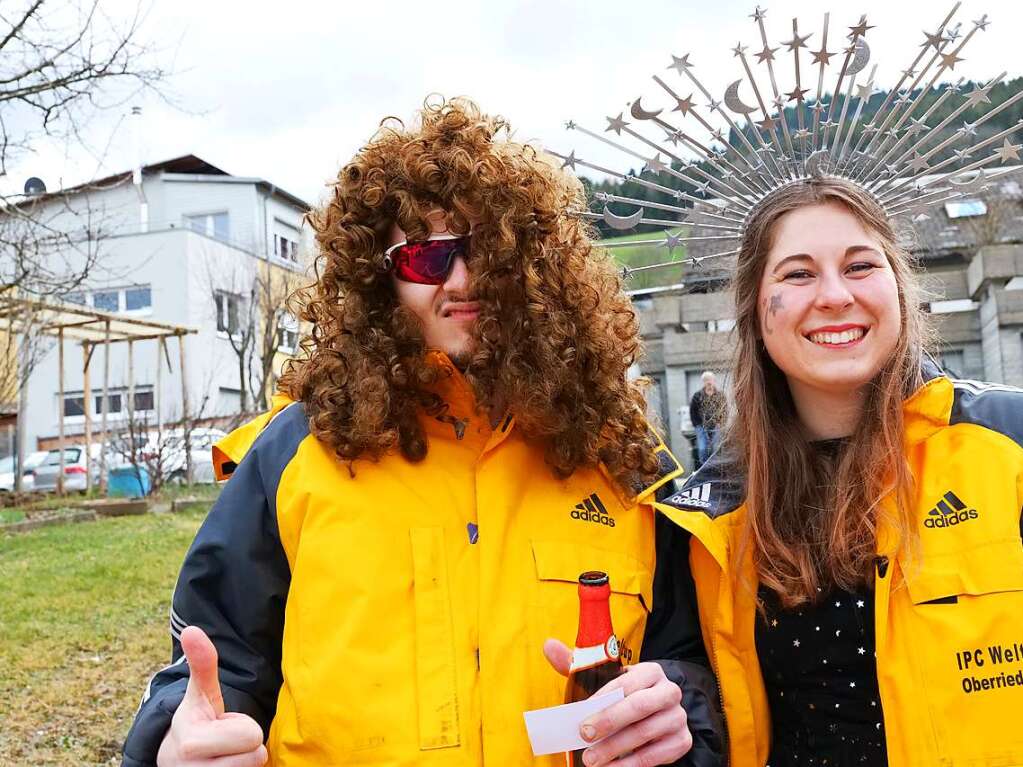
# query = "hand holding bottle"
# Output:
<box><xmin>544</xmin><ymin>571</ymin><xmax>692</xmax><ymax>767</ymax></box>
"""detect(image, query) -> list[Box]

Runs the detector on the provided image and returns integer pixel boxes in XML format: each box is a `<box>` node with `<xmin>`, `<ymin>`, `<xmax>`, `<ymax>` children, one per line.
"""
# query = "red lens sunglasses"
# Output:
<box><xmin>383</xmin><ymin>234</ymin><xmax>471</xmax><ymax>285</ymax></box>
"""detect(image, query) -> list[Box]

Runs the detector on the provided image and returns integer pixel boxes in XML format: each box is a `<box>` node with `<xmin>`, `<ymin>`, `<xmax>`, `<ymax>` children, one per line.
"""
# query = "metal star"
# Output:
<box><xmin>958</xmin><ymin>121</ymin><xmax>978</xmax><ymax>138</ymax></box>
<box><xmin>710</xmin><ymin>128</ymin><xmax>727</xmax><ymax>143</ymax></box>
<box><xmin>948</xmin><ymin>24</ymin><xmax>963</xmax><ymax>42</ymax></box>
<box><xmin>664</xmin><ymin>128</ymin><xmax>685</xmax><ymax>146</ymax></box>
<box><xmin>772</xmin><ymin>95</ymin><xmax>786</xmax><ymax>111</ymax></box>
<box><xmin>787</xmin><ymin>86</ymin><xmax>809</xmax><ymax>103</ymax></box>
<box><xmin>694</xmin><ymin>180</ymin><xmax>711</xmax><ymax>195</ymax></box>
<box><xmin>921</xmin><ymin>29</ymin><xmax>946</xmax><ymax>50</ymax></box>
<box><xmin>782</xmin><ymin>32</ymin><xmax>812</xmax><ymax>52</ymax></box>
<box><xmin>606</xmin><ymin>112</ymin><xmax>629</xmax><ymax>134</ymax></box>
<box><xmin>564</xmin><ymin>120</ymin><xmax>577</xmax><ymax>130</ymax></box>
<box><xmin>793</xmin><ymin>128</ymin><xmax>811</xmax><ymax>140</ymax></box>
<box><xmin>758</xmin><ymin>115</ymin><xmax>777</xmax><ymax>131</ymax></box>
<box><xmin>674</xmin><ymin>93</ymin><xmax>695</xmax><ymax>115</ymax></box>
<box><xmin>821</xmin><ymin>119</ymin><xmax>839</xmax><ymax>130</ymax></box>
<box><xmin>561</xmin><ymin>151</ymin><xmax>578</xmax><ymax>171</ymax></box>
<box><xmin>901</xmin><ymin>68</ymin><xmax>917</xmax><ymax>80</ymax></box>
<box><xmin>941</xmin><ymin>50</ymin><xmax>964</xmax><ymax>70</ymax></box>
<box><xmin>811</xmin><ymin>45</ymin><xmax>835</xmax><ymax>66</ymax></box>
<box><xmin>756</xmin><ymin>45</ymin><xmax>779</xmax><ymax>63</ymax></box>
<box><xmin>953</xmin><ymin>147</ymin><xmax>973</xmax><ymax>162</ymax></box>
<box><xmin>856</xmin><ymin>81</ymin><xmax>875</xmax><ymax>101</ymax></box>
<box><xmin>662</xmin><ymin>231</ymin><xmax>685</xmax><ymax>253</ymax></box>
<box><xmin>909</xmin><ymin>153</ymin><xmax>930</xmax><ymax>173</ymax></box>
<box><xmin>994</xmin><ymin>138</ymin><xmax>1022</xmax><ymax>163</ymax></box>
<box><xmin>732</xmin><ymin>43</ymin><xmax>748</xmax><ymax>57</ymax></box>
<box><xmin>964</xmin><ymin>83</ymin><xmax>993</xmax><ymax>109</ymax></box>
<box><xmin>668</xmin><ymin>54</ymin><xmax>694</xmax><ymax>74</ymax></box>
<box><xmin>645</xmin><ymin>154</ymin><xmax>668</xmax><ymax>174</ymax></box>
<box><xmin>848</xmin><ymin>17</ymin><xmax>874</xmax><ymax>39</ymax></box>
<box><xmin>896</xmin><ymin>92</ymin><xmax>913</xmax><ymax>106</ymax></box>
<box><xmin>811</xmin><ymin>100</ymin><xmax>828</xmax><ymax>115</ymax></box>
<box><xmin>946</xmin><ymin>80</ymin><xmax>963</xmax><ymax>95</ymax></box>
<box><xmin>706</xmin><ymin>98</ymin><xmax>722</xmax><ymax>112</ymax></box>
<box><xmin>750</xmin><ymin>5</ymin><xmax>766</xmax><ymax>22</ymax></box>
<box><xmin>973</xmin><ymin>14</ymin><xmax>990</xmax><ymax>32</ymax></box>
<box><xmin>906</xmin><ymin>117</ymin><xmax>928</xmax><ymax>136</ymax></box>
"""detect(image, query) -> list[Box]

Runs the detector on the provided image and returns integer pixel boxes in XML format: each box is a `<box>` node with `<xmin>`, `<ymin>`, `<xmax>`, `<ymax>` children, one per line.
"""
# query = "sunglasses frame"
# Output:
<box><xmin>382</xmin><ymin>233</ymin><xmax>471</xmax><ymax>284</ymax></box>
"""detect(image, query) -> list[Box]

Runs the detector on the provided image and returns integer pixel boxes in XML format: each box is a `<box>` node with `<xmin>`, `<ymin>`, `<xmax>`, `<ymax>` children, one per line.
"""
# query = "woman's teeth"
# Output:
<box><xmin>808</xmin><ymin>328</ymin><xmax>865</xmax><ymax>345</ymax></box>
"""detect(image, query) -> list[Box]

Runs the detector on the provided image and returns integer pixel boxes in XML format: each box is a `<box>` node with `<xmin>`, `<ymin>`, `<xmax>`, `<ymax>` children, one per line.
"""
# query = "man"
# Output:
<box><xmin>122</xmin><ymin>98</ymin><xmax>721</xmax><ymax>767</ymax></box>
<box><xmin>689</xmin><ymin>372</ymin><xmax>726</xmax><ymax>467</ymax></box>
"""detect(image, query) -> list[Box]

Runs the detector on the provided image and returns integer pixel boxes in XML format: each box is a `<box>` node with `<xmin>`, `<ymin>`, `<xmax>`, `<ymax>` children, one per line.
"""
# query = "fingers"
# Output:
<box><xmin>203</xmin><ymin>744</ymin><xmax>268</xmax><ymax>767</ymax></box>
<box><xmin>172</xmin><ymin>715</ymin><xmax>265</xmax><ymax>760</ymax></box>
<box><xmin>580</xmin><ymin>707</ymin><xmax>691</xmax><ymax>767</ymax></box>
<box><xmin>542</xmin><ymin>638</ymin><xmax>573</xmax><ymax>677</ymax></box>
<box><xmin>181</xmin><ymin>626</ymin><xmax>225</xmax><ymax>716</ymax></box>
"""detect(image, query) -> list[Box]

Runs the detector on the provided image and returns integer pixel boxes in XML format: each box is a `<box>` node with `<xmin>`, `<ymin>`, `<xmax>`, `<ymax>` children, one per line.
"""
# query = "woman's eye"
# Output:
<box><xmin>783</xmin><ymin>269</ymin><xmax>813</xmax><ymax>280</ymax></box>
<box><xmin>847</xmin><ymin>262</ymin><xmax>878</xmax><ymax>274</ymax></box>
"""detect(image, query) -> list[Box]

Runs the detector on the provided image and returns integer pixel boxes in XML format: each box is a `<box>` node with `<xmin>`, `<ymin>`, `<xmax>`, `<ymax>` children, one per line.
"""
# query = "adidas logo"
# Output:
<box><xmin>672</xmin><ymin>482</ymin><xmax>713</xmax><ymax>510</ymax></box>
<box><xmin>570</xmin><ymin>493</ymin><xmax>615</xmax><ymax>528</ymax></box>
<box><xmin>924</xmin><ymin>490</ymin><xmax>979</xmax><ymax>529</ymax></box>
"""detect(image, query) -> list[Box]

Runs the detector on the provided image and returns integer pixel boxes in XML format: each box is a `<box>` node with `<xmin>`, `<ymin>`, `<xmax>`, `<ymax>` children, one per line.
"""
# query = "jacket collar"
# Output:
<box><xmin>902</xmin><ymin>357</ymin><xmax>954</xmax><ymax>446</ymax></box>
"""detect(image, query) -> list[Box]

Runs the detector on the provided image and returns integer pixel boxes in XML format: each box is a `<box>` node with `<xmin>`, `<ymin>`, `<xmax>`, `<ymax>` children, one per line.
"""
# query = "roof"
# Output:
<box><xmin>0</xmin><ymin>296</ymin><xmax>197</xmax><ymax>344</ymax></box>
<box><xmin>18</xmin><ymin>153</ymin><xmax>311</xmax><ymax>211</ymax></box>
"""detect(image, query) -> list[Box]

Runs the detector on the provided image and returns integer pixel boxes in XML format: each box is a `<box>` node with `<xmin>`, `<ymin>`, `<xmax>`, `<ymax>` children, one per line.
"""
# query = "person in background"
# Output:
<box><xmin>688</xmin><ymin>371</ymin><xmax>725</xmax><ymax>466</ymax></box>
<box><xmin>121</xmin><ymin>97</ymin><xmax>723</xmax><ymax>767</ymax></box>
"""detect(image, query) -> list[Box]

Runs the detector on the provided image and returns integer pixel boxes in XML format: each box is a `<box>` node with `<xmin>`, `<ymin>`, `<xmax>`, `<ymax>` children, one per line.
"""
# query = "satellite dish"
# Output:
<box><xmin>23</xmin><ymin>177</ymin><xmax>46</xmax><ymax>196</ymax></box>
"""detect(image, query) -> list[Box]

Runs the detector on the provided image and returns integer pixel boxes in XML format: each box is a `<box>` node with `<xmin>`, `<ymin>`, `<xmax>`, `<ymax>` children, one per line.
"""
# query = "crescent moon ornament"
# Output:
<box><xmin>804</xmin><ymin>149</ymin><xmax>831</xmax><ymax>177</ymax></box>
<box><xmin>724</xmin><ymin>79</ymin><xmax>758</xmax><ymax>115</ymax></box>
<box><xmin>948</xmin><ymin>169</ymin><xmax>988</xmax><ymax>189</ymax></box>
<box><xmin>629</xmin><ymin>98</ymin><xmax>663</xmax><ymax>121</ymax></box>
<box><xmin>846</xmin><ymin>39</ymin><xmax>871</xmax><ymax>76</ymax></box>
<box><xmin>602</xmin><ymin>205</ymin><xmax>644</xmax><ymax>230</ymax></box>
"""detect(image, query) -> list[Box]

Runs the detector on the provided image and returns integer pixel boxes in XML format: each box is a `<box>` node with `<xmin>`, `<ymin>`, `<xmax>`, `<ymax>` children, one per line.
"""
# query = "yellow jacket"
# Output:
<box><xmin>123</xmin><ymin>354</ymin><xmax>692</xmax><ymax>766</ymax></box>
<box><xmin>656</xmin><ymin>370</ymin><xmax>1023</xmax><ymax>767</ymax></box>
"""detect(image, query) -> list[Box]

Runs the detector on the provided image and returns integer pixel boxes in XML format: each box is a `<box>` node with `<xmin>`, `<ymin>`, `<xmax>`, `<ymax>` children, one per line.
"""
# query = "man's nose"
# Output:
<box><xmin>442</xmin><ymin>255</ymin><xmax>470</xmax><ymax>292</ymax></box>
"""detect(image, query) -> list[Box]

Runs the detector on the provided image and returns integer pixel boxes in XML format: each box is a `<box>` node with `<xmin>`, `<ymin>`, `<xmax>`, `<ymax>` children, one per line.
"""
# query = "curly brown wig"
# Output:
<box><xmin>279</xmin><ymin>96</ymin><xmax>661</xmax><ymax>494</ymax></box>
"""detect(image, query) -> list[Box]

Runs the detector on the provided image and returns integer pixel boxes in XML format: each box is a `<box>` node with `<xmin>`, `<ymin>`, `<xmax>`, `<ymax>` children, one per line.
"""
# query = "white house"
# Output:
<box><xmin>22</xmin><ymin>154</ymin><xmax>312</xmax><ymax>451</ymax></box>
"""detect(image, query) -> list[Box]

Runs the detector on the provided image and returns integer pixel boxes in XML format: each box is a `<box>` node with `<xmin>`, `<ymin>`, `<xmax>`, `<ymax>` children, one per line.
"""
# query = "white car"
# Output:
<box><xmin>140</xmin><ymin>427</ymin><xmax>227</xmax><ymax>484</ymax></box>
<box><xmin>28</xmin><ymin>444</ymin><xmax>105</xmax><ymax>492</ymax></box>
<box><xmin>0</xmin><ymin>451</ymin><xmax>49</xmax><ymax>492</ymax></box>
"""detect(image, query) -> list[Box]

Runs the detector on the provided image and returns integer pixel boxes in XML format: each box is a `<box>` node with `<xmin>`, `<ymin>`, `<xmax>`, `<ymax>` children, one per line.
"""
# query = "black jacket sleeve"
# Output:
<box><xmin>689</xmin><ymin>391</ymin><xmax>704</xmax><ymax>428</ymax></box>
<box><xmin>121</xmin><ymin>413</ymin><xmax>300</xmax><ymax>767</ymax></box>
<box><xmin>642</xmin><ymin>494</ymin><xmax>726</xmax><ymax>767</ymax></box>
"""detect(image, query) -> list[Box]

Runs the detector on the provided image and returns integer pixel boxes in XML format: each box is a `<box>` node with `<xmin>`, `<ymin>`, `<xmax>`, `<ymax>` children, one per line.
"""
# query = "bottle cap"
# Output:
<box><xmin>579</xmin><ymin>571</ymin><xmax>609</xmax><ymax>587</ymax></box>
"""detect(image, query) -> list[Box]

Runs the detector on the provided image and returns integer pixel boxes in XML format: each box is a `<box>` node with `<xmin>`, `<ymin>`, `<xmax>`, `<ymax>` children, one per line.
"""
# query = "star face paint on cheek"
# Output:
<box><xmin>764</xmin><ymin>292</ymin><xmax>784</xmax><ymax>334</ymax></box>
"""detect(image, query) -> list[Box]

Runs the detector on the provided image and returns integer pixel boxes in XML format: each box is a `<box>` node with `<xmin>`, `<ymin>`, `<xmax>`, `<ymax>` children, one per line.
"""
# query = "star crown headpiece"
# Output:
<box><xmin>552</xmin><ymin>3</ymin><xmax>1023</xmax><ymax>278</ymax></box>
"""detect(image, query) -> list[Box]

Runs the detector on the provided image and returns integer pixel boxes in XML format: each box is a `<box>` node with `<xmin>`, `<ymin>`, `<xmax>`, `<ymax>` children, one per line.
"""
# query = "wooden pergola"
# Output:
<box><xmin>0</xmin><ymin>296</ymin><xmax>198</xmax><ymax>494</ymax></box>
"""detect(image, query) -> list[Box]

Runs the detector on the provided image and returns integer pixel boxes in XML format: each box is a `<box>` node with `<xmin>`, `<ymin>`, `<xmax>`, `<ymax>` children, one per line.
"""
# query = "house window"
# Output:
<box><xmin>215</xmin><ymin>291</ymin><xmax>241</xmax><ymax>334</ymax></box>
<box><xmin>63</xmin><ymin>396</ymin><xmax>85</xmax><ymax>418</ymax></box>
<box><xmin>186</xmin><ymin>211</ymin><xmax>231</xmax><ymax>240</ymax></box>
<box><xmin>94</xmin><ymin>393</ymin><xmax>123</xmax><ymax>415</ymax></box>
<box><xmin>278</xmin><ymin>312</ymin><xmax>299</xmax><ymax>352</ymax></box>
<box><xmin>944</xmin><ymin>199</ymin><xmax>987</xmax><ymax>219</ymax></box>
<box><xmin>134</xmin><ymin>390</ymin><xmax>155</xmax><ymax>411</ymax></box>
<box><xmin>274</xmin><ymin>220</ymin><xmax>300</xmax><ymax>262</ymax></box>
<box><xmin>93</xmin><ymin>290</ymin><xmax>120</xmax><ymax>312</ymax></box>
<box><xmin>125</xmin><ymin>286</ymin><xmax>152</xmax><ymax>311</ymax></box>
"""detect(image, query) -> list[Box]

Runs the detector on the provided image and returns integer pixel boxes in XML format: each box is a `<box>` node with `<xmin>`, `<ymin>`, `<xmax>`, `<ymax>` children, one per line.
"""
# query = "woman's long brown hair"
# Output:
<box><xmin>278</xmin><ymin>97</ymin><xmax>662</xmax><ymax>493</ymax></box>
<box><xmin>731</xmin><ymin>178</ymin><xmax>931</xmax><ymax>607</ymax></box>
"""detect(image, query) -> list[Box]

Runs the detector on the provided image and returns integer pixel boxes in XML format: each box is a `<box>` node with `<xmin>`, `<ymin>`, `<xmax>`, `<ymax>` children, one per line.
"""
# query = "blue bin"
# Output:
<box><xmin>108</xmin><ymin>466</ymin><xmax>151</xmax><ymax>497</ymax></box>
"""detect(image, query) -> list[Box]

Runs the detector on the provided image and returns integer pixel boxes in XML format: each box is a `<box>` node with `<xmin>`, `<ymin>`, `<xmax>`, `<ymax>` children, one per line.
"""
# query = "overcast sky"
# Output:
<box><xmin>8</xmin><ymin>0</ymin><xmax>1022</xmax><ymax>208</ymax></box>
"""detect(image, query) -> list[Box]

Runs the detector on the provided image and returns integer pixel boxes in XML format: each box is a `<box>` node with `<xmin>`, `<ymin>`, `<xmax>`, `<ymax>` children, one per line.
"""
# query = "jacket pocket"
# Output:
<box><xmin>894</xmin><ymin>538</ymin><xmax>1023</xmax><ymax>765</ymax></box>
<box><xmin>410</xmin><ymin>527</ymin><xmax>461</xmax><ymax>750</ymax></box>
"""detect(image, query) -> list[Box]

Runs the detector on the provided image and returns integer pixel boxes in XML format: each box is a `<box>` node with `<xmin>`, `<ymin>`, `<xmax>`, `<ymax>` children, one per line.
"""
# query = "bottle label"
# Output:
<box><xmin>569</xmin><ymin>635</ymin><xmax>620</xmax><ymax>672</ymax></box>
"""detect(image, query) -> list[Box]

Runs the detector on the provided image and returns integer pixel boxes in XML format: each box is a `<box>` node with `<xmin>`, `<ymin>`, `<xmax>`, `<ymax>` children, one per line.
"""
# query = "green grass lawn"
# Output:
<box><xmin>598</xmin><ymin>229</ymin><xmax>688</xmax><ymax>291</ymax></box>
<box><xmin>0</xmin><ymin>507</ymin><xmax>209</xmax><ymax>765</ymax></box>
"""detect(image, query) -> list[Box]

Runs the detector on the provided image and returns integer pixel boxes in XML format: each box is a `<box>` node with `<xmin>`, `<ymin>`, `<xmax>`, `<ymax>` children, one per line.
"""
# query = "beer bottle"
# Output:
<box><xmin>564</xmin><ymin>571</ymin><xmax>623</xmax><ymax>766</ymax></box>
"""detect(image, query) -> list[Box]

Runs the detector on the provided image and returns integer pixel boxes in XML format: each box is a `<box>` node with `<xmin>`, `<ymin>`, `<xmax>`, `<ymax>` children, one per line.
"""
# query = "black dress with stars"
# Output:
<box><xmin>756</xmin><ymin>583</ymin><xmax>887</xmax><ymax>766</ymax></box>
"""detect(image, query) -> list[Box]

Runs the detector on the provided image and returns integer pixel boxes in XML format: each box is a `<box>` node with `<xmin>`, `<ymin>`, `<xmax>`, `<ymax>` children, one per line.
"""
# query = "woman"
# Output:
<box><xmin>658</xmin><ymin>177</ymin><xmax>1023</xmax><ymax>767</ymax></box>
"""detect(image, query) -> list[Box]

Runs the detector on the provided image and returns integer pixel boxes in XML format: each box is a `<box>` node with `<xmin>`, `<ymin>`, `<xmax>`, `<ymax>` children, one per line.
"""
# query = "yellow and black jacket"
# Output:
<box><xmin>656</xmin><ymin>366</ymin><xmax>1023</xmax><ymax>767</ymax></box>
<box><xmin>122</xmin><ymin>354</ymin><xmax>724</xmax><ymax>767</ymax></box>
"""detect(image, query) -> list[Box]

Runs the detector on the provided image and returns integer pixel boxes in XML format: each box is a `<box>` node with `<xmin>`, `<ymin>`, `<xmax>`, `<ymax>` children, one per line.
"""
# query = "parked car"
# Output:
<box><xmin>29</xmin><ymin>444</ymin><xmax>104</xmax><ymax>492</ymax></box>
<box><xmin>140</xmin><ymin>427</ymin><xmax>227</xmax><ymax>484</ymax></box>
<box><xmin>0</xmin><ymin>451</ymin><xmax>49</xmax><ymax>492</ymax></box>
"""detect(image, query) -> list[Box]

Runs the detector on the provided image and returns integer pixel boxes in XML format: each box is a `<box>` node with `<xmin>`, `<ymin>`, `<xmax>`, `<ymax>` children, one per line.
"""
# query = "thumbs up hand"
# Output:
<box><xmin>157</xmin><ymin>626</ymin><xmax>268</xmax><ymax>767</ymax></box>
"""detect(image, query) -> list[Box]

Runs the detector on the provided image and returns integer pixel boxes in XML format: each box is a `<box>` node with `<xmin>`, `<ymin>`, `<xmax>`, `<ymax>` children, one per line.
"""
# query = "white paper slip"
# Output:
<box><xmin>522</xmin><ymin>689</ymin><xmax>626</xmax><ymax>756</ymax></box>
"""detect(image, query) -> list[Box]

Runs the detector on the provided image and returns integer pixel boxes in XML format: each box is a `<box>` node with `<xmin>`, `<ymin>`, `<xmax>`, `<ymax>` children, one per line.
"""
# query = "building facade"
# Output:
<box><xmin>634</xmin><ymin>168</ymin><xmax>1023</xmax><ymax>468</ymax></box>
<box><xmin>21</xmin><ymin>155</ymin><xmax>311</xmax><ymax>451</ymax></box>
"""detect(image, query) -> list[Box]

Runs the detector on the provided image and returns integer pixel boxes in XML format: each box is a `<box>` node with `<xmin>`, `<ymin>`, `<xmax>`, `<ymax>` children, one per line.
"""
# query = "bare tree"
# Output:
<box><xmin>207</xmin><ymin>258</ymin><xmax>304</xmax><ymax>415</ymax></box>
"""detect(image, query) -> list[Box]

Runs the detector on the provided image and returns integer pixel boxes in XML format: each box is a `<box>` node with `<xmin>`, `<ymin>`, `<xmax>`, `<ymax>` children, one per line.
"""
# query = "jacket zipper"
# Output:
<box><xmin>709</xmin><ymin>565</ymin><xmax>731</xmax><ymax>759</ymax></box>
